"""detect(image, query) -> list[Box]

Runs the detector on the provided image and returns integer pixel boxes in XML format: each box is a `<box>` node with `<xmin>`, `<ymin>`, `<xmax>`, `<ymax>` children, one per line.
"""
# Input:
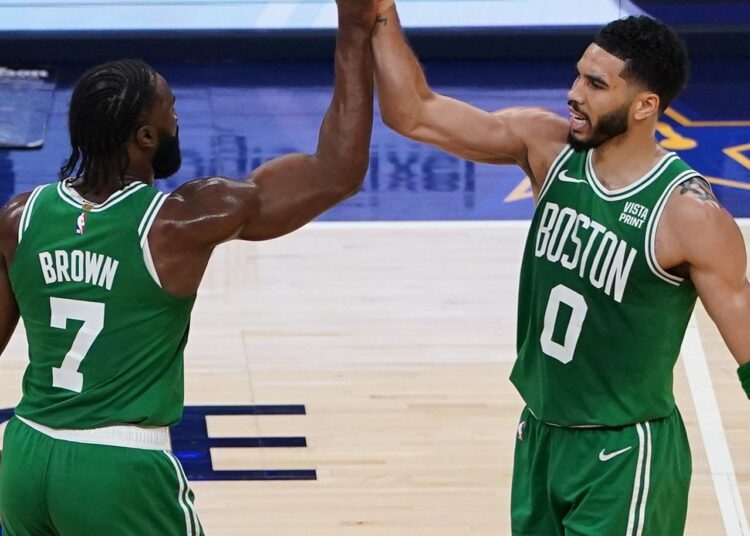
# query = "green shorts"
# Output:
<box><xmin>0</xmin><ymin>416</ymin><xmax>205</xmax><ymax>536</ymax></box>
<box><xmin>511</xmin><ymin>407</ymin><xmax>691</xmax><ymax>536</ymax></box>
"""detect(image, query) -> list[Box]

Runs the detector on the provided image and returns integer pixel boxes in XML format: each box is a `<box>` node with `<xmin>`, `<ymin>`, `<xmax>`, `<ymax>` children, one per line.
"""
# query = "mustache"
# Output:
<box><xmin>568</xmin><ymin>100</ymin><xmax>589</xmax><ymax>119</ymax></box>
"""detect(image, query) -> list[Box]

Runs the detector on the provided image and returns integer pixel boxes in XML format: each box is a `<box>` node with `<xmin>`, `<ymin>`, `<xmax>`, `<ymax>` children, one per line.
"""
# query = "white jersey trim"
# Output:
<box><xmin>16</xmin><ymin>415</ymin><xmax>170</xmax><ymax>450</ymax></box>
<box><xmin>143</xmin><ymin>239</ymin><xmax>163</xmax><ymax>288</ymax></box>
<box><xmin>57</xmin><ymin>180</ymin><xmax>147</xmax><ymax>212</ymax></box>
<box><xmin>538</xmin><ymin>145</ymin><xmax>574</xmax><ymax>203</ymax></box>
<box><xmin>138</xmin><ymin>192</ymin><xmax>168</xmax><ymax>246</ymax></box>
<box><xmin>138</xmin><ymin>192</ymin><xmax>168</xmax><ymax>287</ymax></box>
<box><xmin>586</xmin><ymin>151</ymin><xmax>678</xmax><ymax>202</ymax></box>
<box><xmin>644</xmin><ymin>170</ymin><xmax>701</xmax><ymax>286</ymax></box>
<box><xmin>138</xmin><ymin>191</ymin><xmax>166</xmax><ymax>237</ymax></box>
<box><xmin>17</xmin><ymin>184</ymin><xmax>47</xmax><ymax>244</ymax></box>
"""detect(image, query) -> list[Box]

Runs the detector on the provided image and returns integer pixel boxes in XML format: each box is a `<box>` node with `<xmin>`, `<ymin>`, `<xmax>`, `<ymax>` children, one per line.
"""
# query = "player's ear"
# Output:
<box><xmin>135</xmin><ymin>125</ymin><xmax>157</xmax><ymax>149</ymax></box>
<box><xmin>633</xmin><ymin>92</ymin><xmax>660</xmax><ymax>121</ymax></box>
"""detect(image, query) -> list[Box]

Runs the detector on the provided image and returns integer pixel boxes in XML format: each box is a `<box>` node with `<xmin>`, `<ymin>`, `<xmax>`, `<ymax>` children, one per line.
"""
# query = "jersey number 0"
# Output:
<box><xmin>540</xmin><ymin>284</ymin><xmax>588</xmax><ymax>364</ymax></box>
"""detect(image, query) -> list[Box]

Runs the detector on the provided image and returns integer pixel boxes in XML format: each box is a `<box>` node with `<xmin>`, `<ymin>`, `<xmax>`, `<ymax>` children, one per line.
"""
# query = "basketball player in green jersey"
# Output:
<box><xmin>372</xmin><ymin>3</ymin><xmax>750</xmax><ymax>535</ymax></box>
<box><xmin>0</xmin><ymin>1</ymin><xmax>380</xmax><ymax>534</ymax></box>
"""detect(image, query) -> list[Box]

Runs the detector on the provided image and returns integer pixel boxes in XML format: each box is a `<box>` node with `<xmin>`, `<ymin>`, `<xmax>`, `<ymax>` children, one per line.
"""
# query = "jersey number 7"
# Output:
<box><xmin>49</xmin><ymin>297</ymin><xmax>105</xmax><ymax>393</ymax></box>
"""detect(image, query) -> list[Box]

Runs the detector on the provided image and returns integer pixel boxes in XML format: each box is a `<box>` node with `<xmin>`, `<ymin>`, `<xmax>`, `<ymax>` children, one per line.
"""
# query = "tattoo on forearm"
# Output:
<box><xmin>376</xmin><ymin>15</ymin><xmax>388</xmax><ymax>26</ymax></box>
<box><xmin>679</xmin><ymin>177</ymin><xmax>719</xmax><ymax>206</ymax></box>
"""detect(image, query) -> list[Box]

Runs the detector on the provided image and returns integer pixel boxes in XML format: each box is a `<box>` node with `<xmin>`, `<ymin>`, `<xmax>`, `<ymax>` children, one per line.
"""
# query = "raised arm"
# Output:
<box><xmin>148</xmin><ymin>0</ymin><xmax>377</xmax><ymax>296</ymax></box>
<box><xmin>371</xmin><ymin>2</ymin><xmax>567</xmax><ymax>174</ymax></box>
<box><xmin>233</xmin><ymin>0</ymin><xmax>376</xmax><ymax>240</ymax></box>
<box><xmin>175</xmin><ymin>0</ymin><xmax>374</xmax><ymax>239</ymax></box>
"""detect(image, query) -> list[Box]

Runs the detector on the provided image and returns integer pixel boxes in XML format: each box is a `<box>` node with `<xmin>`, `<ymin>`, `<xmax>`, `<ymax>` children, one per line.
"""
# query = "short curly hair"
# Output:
<box><xmin>594</xmin><ymin>16</ymin><xmax>689</xmax><ymax>113</ymax></box>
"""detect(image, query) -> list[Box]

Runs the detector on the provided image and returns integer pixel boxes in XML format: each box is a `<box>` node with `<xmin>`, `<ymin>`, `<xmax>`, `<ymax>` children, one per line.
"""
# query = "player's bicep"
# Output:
<box><xmin>687</xmin><ymin>205</ymin><xmax>750</xmax><ymax>361</ymax></box>
<box><xmin>409</xmin><ymin>98</ymin><xmax>566</xmax><ymax>166</ymax></box>
<box><xmin>157</xmin><ymin>177</ymin><xmax>262</xmax><ymax>251</ymax></box>
<box><xmin>240</xmin><ymin>151</ymin><xmax>357</xmax><ymax>240</ymax></box>
<box><xmin>162</xmin><ymin>151</ymin><xmax>357</xmax><ymax>247</ymax></box>
<box><xmin>406</xmin><ymin>95</ymin><xmax>522</xmax><ymax>163</ymax></box>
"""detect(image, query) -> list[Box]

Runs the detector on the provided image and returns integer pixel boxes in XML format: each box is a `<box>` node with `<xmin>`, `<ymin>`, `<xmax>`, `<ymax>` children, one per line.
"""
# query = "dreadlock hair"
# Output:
<box><xmin>60</xmin><ymin>59</ymin><xmax>158</xmax><ymax>193</ymax></box>
<box><xmin>594</xmin><ymin>16</ymin><xmax>690</xmax><ymax>113</ymax></box>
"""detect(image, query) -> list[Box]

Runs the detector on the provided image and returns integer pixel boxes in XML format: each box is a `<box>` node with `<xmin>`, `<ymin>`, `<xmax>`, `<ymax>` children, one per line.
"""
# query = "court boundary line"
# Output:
<box><xmin>682</xmin><ymin>317</ymin><xmax>749</xmax><ymax>536</ymax></box>
<box><xmin>307</xmin><ymin>220</ymin><xmax>533</xmax><ymax>230</ymax></box>
<box><xmin>307</xmin><ymin>218</ymin><xmax>750</xmax><ymax>230</ymax></box>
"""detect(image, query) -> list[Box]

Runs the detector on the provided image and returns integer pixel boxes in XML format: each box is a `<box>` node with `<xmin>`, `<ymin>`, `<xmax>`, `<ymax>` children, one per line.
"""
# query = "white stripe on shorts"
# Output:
<box><xmin>636</xmin><ymin>422</ymin><xmax>653</xmax><ymax>536</ymax></box>
<box><xmin>165</xmin><ymin>450</ymin><xmax>195</xmax><ymax>536</ymax></box>
<box><xmin>174</xmin><ymin>451</ymin><xmax>202</xmax><ymax>535</ymax></box>
<box><xmin>626</xmin><ymin>423</ymin><xmax>646</xmax><ymax>535</ymax></box>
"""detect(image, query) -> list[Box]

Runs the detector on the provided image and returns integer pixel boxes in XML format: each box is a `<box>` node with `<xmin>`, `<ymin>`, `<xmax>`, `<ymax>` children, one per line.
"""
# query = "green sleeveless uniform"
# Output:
<box><xmin>0</xmin><ymin>180</ymin><xmax>204</xmax><ymax>536</ymax></box>
<box><xmin>510</xmin><ymin>146</ymin><xmax>696</xmax><ymax>536</ymax></box>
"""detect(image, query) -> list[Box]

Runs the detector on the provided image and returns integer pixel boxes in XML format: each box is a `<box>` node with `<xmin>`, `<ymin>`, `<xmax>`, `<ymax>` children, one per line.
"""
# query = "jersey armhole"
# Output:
<box><xmin>537</xmin><ymin>145</ymin><xmax>574</xmax><ymax>203</ymax></box>
<box><xmin>17</xmin><ymin>185</ymin><xmax>47</xmax><ymax>245</ymax></box>
<box><xmin>137</xmin><ymin>192</ymin><xmax>169</xmax><ymax>288</ymax></box>
<box><xmin>643</xmin><ymin>170</ymin><xmax>703</xmax><ymax>286</ymax></box>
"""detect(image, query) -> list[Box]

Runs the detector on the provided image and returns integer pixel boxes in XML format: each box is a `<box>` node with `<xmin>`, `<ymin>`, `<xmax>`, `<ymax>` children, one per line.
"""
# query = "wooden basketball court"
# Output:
<box><xmin>1</xmin><ymin>220</ymin><xmax>748</xmax><ymax>534</ymax></box>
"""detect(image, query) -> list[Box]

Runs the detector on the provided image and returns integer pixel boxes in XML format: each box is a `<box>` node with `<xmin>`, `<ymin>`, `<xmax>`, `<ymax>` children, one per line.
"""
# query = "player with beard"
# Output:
<box><xmin>0</xmin><ymin>0</ymin><xmax>378</xmax><ymax>533</ymax></box>
<box><xmin>372</xmin><ymin>6</ymin><xmax>750</xmax><ymax>535</ymax></box>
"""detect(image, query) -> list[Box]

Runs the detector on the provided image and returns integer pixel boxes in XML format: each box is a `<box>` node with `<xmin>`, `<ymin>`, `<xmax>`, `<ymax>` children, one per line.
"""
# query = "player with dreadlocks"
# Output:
<box><xmin>0</xmin><ymin>0</ymin><xmax>378</xmax><ymax>533</ymax></box>
<box><xmin>60</xmin><ymin>58</ymin><xmax>182</xmax><ymax>194</ymax></box>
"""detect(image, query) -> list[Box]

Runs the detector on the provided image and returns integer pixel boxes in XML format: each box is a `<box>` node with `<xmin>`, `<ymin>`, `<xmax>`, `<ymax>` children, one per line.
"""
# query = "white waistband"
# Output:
<box><xmin>16</xmin><ymin>415</ymin><xmax>171</xmax><ymax>451</ymax></box>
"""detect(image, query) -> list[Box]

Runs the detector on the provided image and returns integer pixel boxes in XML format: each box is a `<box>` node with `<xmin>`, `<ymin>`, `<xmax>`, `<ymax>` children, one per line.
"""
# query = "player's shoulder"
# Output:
<box><xmin>492</xmin><ymin>107</ymin><xmax>568</xmax><ymax>185</ymax></box>
<box><xmin>157</xmin><ymin>176</ymin><xmax>259</xmax><ymax>231</ymax></box>
<box><xmin>663</xmin><ymin>175</ymin><xmax>737</xmax><ymax>241</ymax></box>
<box><xmin>494</xmin><ymin>106</ymin><xmax>568</xmax><ymax>155</ymax></box>
<box><xmin>0</xmin><ymin>191</ymin><xmax>34</xmax><ymax>240</ymax></box>
<box><xmin>166</xmin><ymin>176</ymin><xmax>257</xmax><ymax>208</ymax></box>
<box><xmin>0</xmin><ymin>190</ymin><xmax>36</xmax><ymax>261</ymax></box>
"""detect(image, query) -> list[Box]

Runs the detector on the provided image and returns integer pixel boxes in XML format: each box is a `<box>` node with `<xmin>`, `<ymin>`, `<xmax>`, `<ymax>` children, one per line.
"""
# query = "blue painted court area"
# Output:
<box><xmin>1</xmin><ymin>58</ymin><xmax>749</xmax><ymax>221</ymax></box>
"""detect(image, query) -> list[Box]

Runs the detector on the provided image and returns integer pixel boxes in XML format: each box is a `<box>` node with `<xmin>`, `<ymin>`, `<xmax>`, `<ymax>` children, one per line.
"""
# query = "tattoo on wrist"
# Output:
<box><xmin>376</xmin><ymin>15</ymin><xmax>388</xmax><ymax>26</ymax></box>
<box><xmin>678</xmin><ymin>177</ymin><xmax>719</xmax><ymax>206</ymax></box>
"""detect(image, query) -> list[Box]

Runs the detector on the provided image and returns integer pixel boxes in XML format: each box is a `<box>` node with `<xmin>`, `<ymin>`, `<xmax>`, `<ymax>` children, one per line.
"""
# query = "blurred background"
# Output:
<box><xmin>0</xmin><ymin>0</ymin><xmax>748</xmax><ymax>219</ymax></box>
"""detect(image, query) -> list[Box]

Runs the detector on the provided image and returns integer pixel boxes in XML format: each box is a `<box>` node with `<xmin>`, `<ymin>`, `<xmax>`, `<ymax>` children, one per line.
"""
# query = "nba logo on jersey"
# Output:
<box><xmin>75</xmin><ymin>212</ymin><xmax>87</xmax><ymax>235</ymax></box>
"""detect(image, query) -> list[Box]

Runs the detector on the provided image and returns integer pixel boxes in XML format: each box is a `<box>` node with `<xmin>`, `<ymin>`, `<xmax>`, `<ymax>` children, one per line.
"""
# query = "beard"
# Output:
<box><xmin>567</xmin><ymin>103</ymin><xmax>629</xmax><ymax>152</ymax></box>
<box><xmin>153</xmin><ymin>126</ymin><xmax>182</xmax><ymax>179</ymax></box>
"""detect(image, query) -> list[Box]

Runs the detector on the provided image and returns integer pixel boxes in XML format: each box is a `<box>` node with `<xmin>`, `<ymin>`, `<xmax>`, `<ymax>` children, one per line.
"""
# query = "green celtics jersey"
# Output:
<box><xmin>510</xmin><ymin>146</ymin><xmax>700</xmax><ymax>427</ymax></box>
<box><xmin>10</xmin><ymin>180</ymin><xmax>195</xmax><ymax>429</ymax></box>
